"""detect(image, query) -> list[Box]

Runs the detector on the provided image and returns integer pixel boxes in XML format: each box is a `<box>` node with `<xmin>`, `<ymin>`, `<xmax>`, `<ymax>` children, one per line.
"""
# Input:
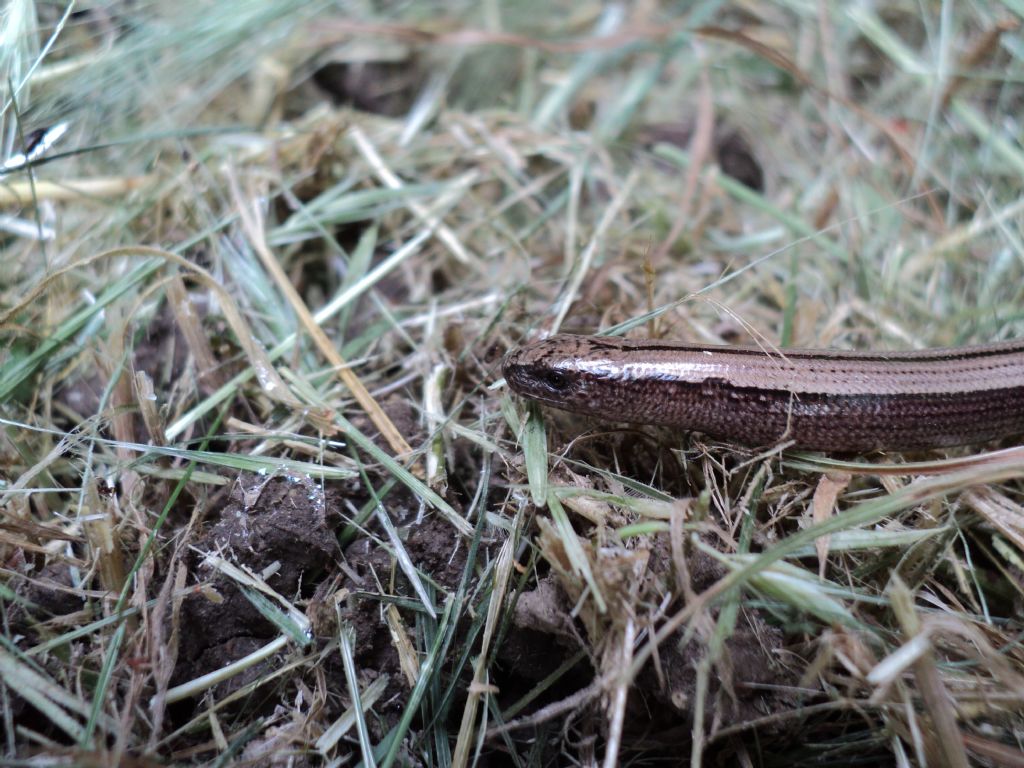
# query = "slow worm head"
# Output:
<box><xmin>503</xmin><ymin>334</ymin><xmax>1024</xmax><ymax>452</ymax></box>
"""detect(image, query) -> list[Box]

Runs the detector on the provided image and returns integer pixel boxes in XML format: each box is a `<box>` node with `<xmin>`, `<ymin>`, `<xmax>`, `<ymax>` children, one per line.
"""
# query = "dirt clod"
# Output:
<box><xmin>175</xmin><ymin>474</ymin><xmax>340</xmax><ymax>686</ymax></box>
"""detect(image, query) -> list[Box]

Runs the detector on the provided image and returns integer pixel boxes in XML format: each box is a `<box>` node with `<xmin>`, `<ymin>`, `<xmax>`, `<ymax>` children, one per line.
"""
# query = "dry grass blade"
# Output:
<box><xmin>349</xmin><ymin>125</ymin><xmax>478</xmax><ymax>268</ymax></box>
<box><xmin>231</xmin><ymin>175</ymin><xmax>414</xmax><ymax>460</ymax></box>
<box><xmin>451</xmin><ymin>506</ymin><xmax>520</xmax><ymax>768</ymax></box>
<box><xmin>545</xmin><ymin>494</ymin><xmax>607</xmax><ymax>613</ymax></box>
<box><xmin>315</xmin><ymin>674</ymin><xmax>390</xmax><ymax>755</ymax></box>
<box><xmin>337</xmin><ymin>621</ymin><xmax>376</xmax><ymax>768</ymax></box>
<box><xmin>0</xmin><ymin>646</ymin><xmax>112</xmax><ymax>740</ymax></box>
<box><xmin>313</xmin><ymin>15</ymin><xmax>673</xmax><ymax>54</ymax></box>
<box><xmin>632</xmin><ymin>455</ymin><xmax>1024</xmax><ymax>679</ymax></box>
<box><xmin>811</xmin><ymin>471</ymin><xmax>851</xmax><ymax>579</ymax></box>
<box><xmin>889</xmin><ymin>577</ymin><xmax>970</xmax><ymax>768</ymax></box>
<box><xmin>0</xmin><ymin>175</ymin><xmax>155</xmax><ymax>205</ymax></box>
<box><xmin>963</xmin><ymin>487</ymin><xmax>1024</xmax><ymax>553</ymax></box>
<box><xmin>162</xmin><ymin>225</ymin><xmax>435</xmax><ymax>442</ymax></box>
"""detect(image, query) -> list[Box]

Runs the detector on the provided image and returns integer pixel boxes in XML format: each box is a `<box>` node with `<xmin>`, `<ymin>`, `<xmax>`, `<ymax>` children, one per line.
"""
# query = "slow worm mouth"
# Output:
<box><xmin>501</xmin><ymin>367</ymin><xmax>525</xmax><ymax>394</ymax></box>
<box><xmin>502</xmin><ymin>364</ymin><xmax>546</xmax><ymax>398</ymax></box>
<box><xmin>500</xmin><ymin>354</ymin><xmax>525</xmax><ymax>389</ymax></box>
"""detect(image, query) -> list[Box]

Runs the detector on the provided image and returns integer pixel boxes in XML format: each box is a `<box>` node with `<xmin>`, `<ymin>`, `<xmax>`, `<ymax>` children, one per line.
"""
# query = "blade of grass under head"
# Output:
<box><xmin>552</xmin><ymin>485</ymin><xmax>680</xmax><ymax>519</ymax></box>
<box><xmin>522</xmin><ymin>402</ymin><xmax>548</xmax><ymax>508</ymax></box>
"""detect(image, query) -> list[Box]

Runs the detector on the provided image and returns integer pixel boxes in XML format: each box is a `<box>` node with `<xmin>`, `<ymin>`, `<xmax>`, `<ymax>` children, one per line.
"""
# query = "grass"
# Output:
<box><xmin>2</xmin><ymin>1</ymin><xmax>1024</xmax><ymax>766</ymax></box>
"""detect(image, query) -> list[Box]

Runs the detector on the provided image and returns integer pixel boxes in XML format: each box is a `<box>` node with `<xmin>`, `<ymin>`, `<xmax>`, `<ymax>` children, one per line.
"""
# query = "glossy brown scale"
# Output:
<box><xmin>502</xmin><ymin>334</ymin><xmax>1024</xmax><ymax>451</ymax></box>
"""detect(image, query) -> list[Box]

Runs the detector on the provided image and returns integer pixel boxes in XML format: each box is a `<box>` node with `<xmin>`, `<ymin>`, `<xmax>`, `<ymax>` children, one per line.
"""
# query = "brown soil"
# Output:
<box><xmin>175</xmin><ymin>474</ymin><xmax>343</xmax><ymax>694</ymax></box>
<box><xmin>157</xmin><ymin>455</ymin><xmax>796</xmax><ymax>761</ymax></box>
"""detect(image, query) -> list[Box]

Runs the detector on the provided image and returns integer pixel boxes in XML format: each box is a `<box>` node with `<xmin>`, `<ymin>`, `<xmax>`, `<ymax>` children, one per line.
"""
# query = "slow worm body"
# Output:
<box><xmin>503</xmin><ymin>334</ymin><xmax>1024</xmax><ymax>451</ymax></box>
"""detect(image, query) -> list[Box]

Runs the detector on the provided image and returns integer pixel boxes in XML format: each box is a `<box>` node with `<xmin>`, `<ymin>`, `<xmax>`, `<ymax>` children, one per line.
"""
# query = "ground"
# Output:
<box><xmin>2</xmin><ymin>2</ymin><xmax>1024</xmax><ymax>766</ymax></box>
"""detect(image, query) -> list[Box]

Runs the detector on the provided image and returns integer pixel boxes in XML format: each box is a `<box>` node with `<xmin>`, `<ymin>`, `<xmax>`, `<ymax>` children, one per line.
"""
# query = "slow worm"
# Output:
<box><xmin>502</xmin><ymin>334</ymin><xmax>1024</xmax><ymax>451</ymax></box>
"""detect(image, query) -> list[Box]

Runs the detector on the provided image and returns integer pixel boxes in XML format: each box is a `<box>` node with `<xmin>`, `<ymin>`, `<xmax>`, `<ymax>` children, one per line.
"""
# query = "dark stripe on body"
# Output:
<box><xmin>563</xmin><ymin>375</ymin><xmax>1024</xmax><ymax>451</ymax></box>
<box><xmin>577</xmin><ymin>336</ymin><xmax>1024</xmax><ymax>365</ymax></box>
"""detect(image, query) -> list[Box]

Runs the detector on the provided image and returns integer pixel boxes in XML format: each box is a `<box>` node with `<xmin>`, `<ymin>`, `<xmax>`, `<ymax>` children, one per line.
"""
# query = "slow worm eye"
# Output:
<box><xmin>540</xmin><ymin>369</ymin><xmax>571</xmax><ymax>391</ymax></box>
